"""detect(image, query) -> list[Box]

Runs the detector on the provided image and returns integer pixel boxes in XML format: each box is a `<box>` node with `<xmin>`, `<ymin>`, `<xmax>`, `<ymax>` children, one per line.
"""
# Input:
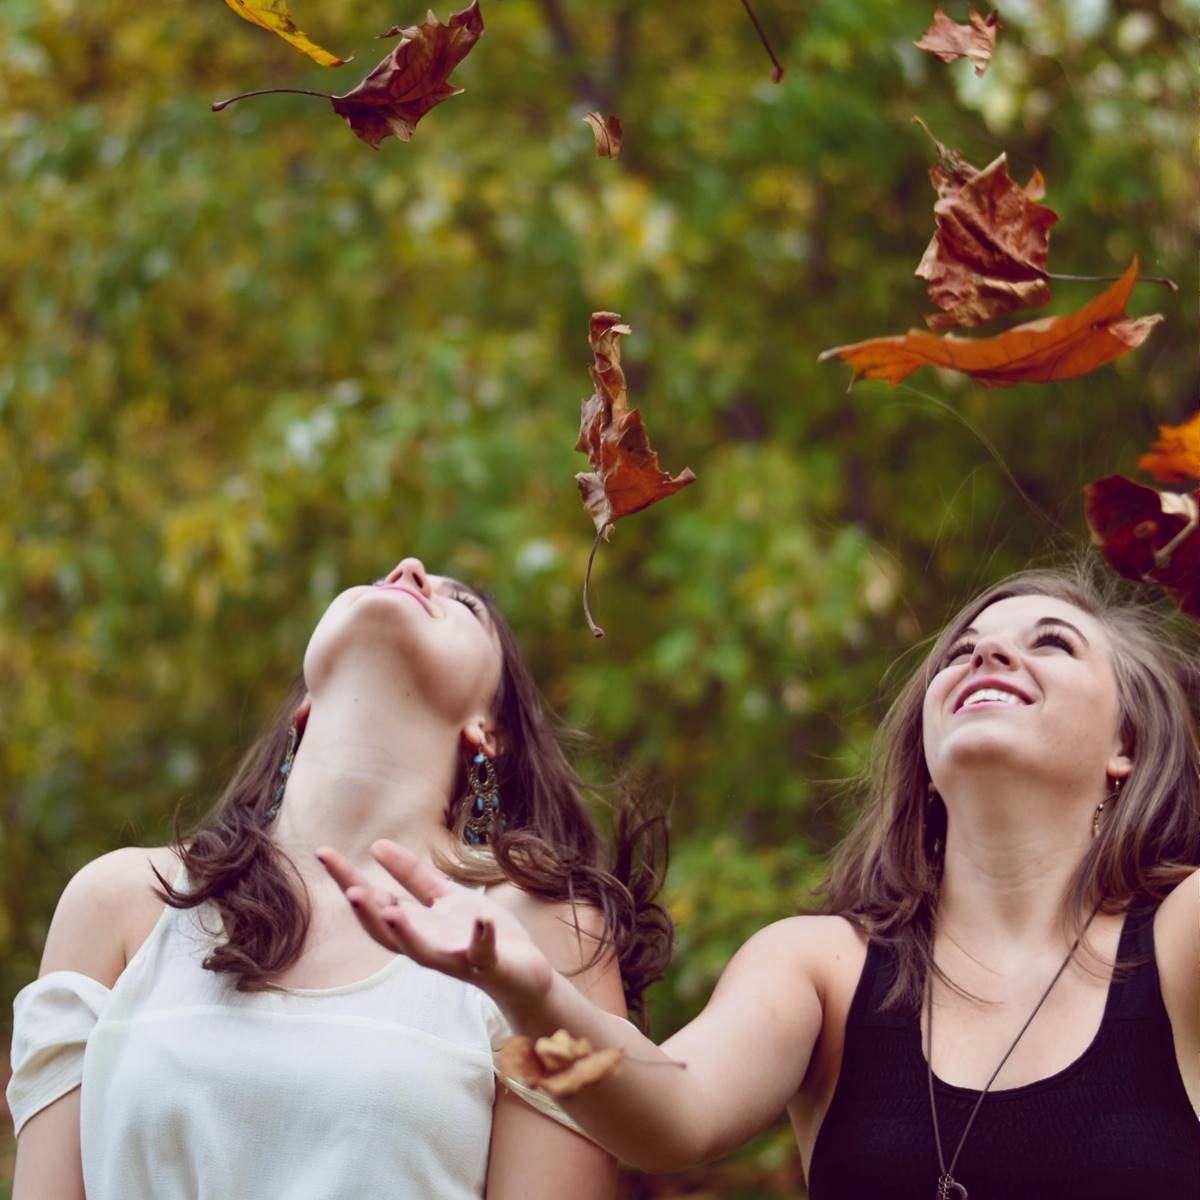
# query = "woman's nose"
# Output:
<box><xmin>386</xmin><ymin>557</ymin><xmax>430</xmax><ymax>593</ymax></box>
<box><xmin>971</xmin><ymin>634</ymin><xmax>1014</xmax><ymax>669</ymax></box>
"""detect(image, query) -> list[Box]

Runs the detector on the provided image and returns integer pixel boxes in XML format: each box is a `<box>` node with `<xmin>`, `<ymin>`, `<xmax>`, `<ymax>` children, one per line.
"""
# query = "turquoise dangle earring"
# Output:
<box><xmin>463</xmin><ymin>751</ymin><xmax>502</xmax><ymax>845</ymax></box>
<box><xmin>264</xmin><ymin>721</ymin><xmax>299</xmax><ymax>825</ymax></box>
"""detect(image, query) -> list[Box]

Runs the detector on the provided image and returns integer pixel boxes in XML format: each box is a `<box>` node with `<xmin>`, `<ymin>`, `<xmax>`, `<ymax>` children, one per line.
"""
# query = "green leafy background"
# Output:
<box><xmin>2</xmin><ymin>1</ymin><xmax>1196</xmax><ymax>1194</ymax></box>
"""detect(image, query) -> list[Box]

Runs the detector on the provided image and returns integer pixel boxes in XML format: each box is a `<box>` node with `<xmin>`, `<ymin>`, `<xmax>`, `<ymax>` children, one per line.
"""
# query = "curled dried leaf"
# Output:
<box><xmin>916</xmin><ymin>152</ymin><xmax>1059</xmax><ymax>329</ymax></box>
<box><xmin>1136</xmin><ymin>410</ymin><xmax>1200</xmax><ymax>484</ymax></box>
<box><xmin>496</xmin><ymin>1031</ymin><xmax>625</xmax><ymax>1098</ymax></box>
<box><xmin>1085</xmin><ymin>475</ymin><xmax>1200</xmax><ymax>617</ymax></box>
<box><xmin>222</xmin><ymin>0</ymin><xmax>348</xmax><ymax>67</ymax></box>
<box><xmin>583</xmin><ymin>112</ymin><xmax>623</xmax><ymax>158</ymax></box>
<box><xmin>574</xmin><ymin>313</ymin><xmax>695</xmax><ymax>636</ymax></box>
<box><xmin>915</xmin><ymin>6</ymin><xmax>1000</xmax><ymax>76</ymax></box>
<box><xmin>818</xmin><ymin>258</ymin><xmax>1162</xmax><ymax>388</ymax></box>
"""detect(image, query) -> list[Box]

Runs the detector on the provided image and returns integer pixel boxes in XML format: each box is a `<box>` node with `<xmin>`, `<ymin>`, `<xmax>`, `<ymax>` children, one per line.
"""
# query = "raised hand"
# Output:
<box><xmin>315</xmin><ymin>840</ymin><xmax>554</xmax><ymax>1010</ymax></box>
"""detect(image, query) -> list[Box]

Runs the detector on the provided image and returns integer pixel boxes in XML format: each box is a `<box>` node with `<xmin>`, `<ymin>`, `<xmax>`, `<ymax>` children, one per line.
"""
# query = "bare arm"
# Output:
<box><xmin>318</xmin><ymin>842</ymin><xmax>824</xmax><ymax>1173</ymax></box>
<box><xmin>485</xmin><ymin>888</ymin><xmax>625</xmax><ymax>1199</ymax></box>
<box><xmin>1155</xmin><ymin>866</ymin><xmax>1199</xmax><ymax>1112</ymax></box>
<box><xmin>12</xmin><ymin>848</ymin><xmax>146</xmax><ymax>1200</ymax></box>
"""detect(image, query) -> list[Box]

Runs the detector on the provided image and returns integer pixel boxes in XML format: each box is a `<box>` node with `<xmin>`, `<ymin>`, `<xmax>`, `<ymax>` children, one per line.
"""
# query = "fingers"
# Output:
<box><xmin>316</xmin><ymin>846</ymin><xmax>402</xmax><ymax>955</ymax></box>
<box><xmin>465</xmin><ymin>915</ymin><xmax>497</xmax><ymax>974</ymax></box>
<box><xmin>370</xmin><ymin>839</ymin><xmax>453</xmax><ymax>907</ymax></box>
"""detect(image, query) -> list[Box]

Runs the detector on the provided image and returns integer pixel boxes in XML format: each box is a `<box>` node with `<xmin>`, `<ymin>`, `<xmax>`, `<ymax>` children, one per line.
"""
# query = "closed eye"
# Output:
<box><xmin>1033</xmin><ymin>630</ymin><xmax>1074</xmax><ymax>653</ymax></box>
<box><xmin>449</xmin><ymin>588</ymin><xmax>484</xmax><ymax>619</ymax></box>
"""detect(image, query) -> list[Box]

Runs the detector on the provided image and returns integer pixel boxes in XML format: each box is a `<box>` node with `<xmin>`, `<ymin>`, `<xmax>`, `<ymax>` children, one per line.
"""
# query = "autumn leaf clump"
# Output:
<box><xmin>575</xmin><ymin>313</ymin><xmax>696</xmax><ymax>637</ymax></box>
<box><xmin>496</xmin><ymin>1030</ymin><xmax>624</xmax><ymax>1098</ymax></box>
<box><xmin>213</xmin><ymin>1</ymin><xmax>485</xmax><ymax>149</ymax></box>
<box><xmin>818</xmin><ymin>258</ymin><xmax>1162</xmax><ymax>388</ymax></box>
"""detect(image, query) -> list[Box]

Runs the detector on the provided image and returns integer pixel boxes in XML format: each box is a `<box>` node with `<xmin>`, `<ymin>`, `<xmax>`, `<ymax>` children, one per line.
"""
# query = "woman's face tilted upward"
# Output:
<box><xmin>921</xmin><ymin>594</ymin><xmax>1133</xmax><ymax>799</ymax></box>
<box><xmin>303</xmin><ymin>556</ymin><xmax>504</xmax><ymax>733</ymax></box>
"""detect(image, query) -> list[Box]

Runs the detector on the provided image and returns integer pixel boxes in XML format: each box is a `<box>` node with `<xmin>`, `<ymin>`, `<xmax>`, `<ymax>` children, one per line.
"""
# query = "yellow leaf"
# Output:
<box><xmin>222</xmin><ymin>0</ymin><xmax>348</xmax><ymax>68</ymax></box>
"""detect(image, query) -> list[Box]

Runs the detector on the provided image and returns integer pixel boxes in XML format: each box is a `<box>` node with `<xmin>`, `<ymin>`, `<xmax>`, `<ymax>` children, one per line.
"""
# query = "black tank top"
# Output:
<box><xmin>807</xmin><ymin>903</ymin><xmax>1200</xmax><ymax>1199</ymax></box>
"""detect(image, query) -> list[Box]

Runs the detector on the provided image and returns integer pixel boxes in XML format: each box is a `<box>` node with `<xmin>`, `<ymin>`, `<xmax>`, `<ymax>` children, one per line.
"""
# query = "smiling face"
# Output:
<box><xmin>303</xmin><ymin>557</ymin><xmax>505</xmax><ymax>743</ymax></box>
<box><xmin>922</xmin><ymin>594</ymin><xmax>1133</xmax><ymax>799</ymax></box>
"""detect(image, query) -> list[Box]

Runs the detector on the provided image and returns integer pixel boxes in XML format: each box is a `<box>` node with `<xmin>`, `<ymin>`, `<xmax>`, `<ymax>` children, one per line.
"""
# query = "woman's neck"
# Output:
<box><xmin>269</xmin><ymin>683</ymin><xmax>464</xmax><ymax>885</ymax></box>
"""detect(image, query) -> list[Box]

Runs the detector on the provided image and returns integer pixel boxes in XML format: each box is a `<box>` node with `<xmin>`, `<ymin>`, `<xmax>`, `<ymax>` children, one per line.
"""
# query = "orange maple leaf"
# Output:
<box><xmin>915</xmin><ymin>6</ymin><xmax>1001</xmax><ymax>76</ymax></box>
<box><xmin>1136</xmin><ymin>410</ymin><xmax>1200</xmax><ymax>484</ymax></box>
<box><xmin>1085</xmin><ymin>475</ymin><xmax>1200</xmax><ymax>617</ymax></box>
<box><xmin>818</xmin><ymin>258</ymin><xmax>1162</xmax><ymax>388</ymax></box>
<box><xmin>916</xmin><ymin>153</ymin><xmax>1059</xmax><ymax>329</ymax></box>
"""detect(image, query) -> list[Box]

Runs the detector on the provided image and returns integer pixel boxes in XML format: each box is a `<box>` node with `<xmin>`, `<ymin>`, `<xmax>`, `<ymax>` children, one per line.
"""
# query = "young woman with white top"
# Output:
<box><xmin>8</xmin><ymin>555</ymin><xmax>670</xmax><ymax>1199</ymax></box>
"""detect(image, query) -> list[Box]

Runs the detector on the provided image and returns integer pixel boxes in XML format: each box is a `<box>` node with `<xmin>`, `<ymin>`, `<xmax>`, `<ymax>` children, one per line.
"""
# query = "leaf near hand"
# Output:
<box><xmin>1136</xmin><ymin>410</ymin><xmax>1200</xmax><ymax>484</ymax></box>
<box><xmin>330</xmin><ymin>1</ymin><xmax>485</xmax><ymax>147</ymax></box>
<box><xmin>575</xmin><ymin>313</ymin><xmax>695</xmax><ymax>534</ymax></box>
<box><xmin>818</xmin><ymin>258</ymin><xmax>1162</xmax><ymax>388</ymax></box>
<box><xmin>583</xmin><ymin>113</ymin><xmax>623</xmax><ymax>158</ymax></box>
<box><xmin>222</xmin><ymin>0</ymin><xmax>348</xmax><ymax>67</ymax></box>
<box><xmin>496</xmin><ymin>1030</ymin><xmax>624</xmax><ymax>1098</ymax></box>
<box><xmin>915</xmin><ymin>6</ymin><xmax>1000</xmax><ymax>76</ymax></box>
<box><xmin>1085</xmin><ymin>475</ymin><xmax>1200</xmax><ymax>617</ymax></box>
<box><xmin>916</xmin><ymin>153</ymin><xmax>1059</xmax><ymax>330</ymax></box>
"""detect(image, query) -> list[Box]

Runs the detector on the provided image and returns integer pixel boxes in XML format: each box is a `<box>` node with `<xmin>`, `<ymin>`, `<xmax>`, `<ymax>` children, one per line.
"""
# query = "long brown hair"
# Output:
<box><xmin>153</xmin><ymin>585</ymin><xmax>672</xmax><ymax>1028</ymax></box>
<box><xmin>821</xmin><ymin>561</ymin><xmax>1200</xmax><ymax>1011</ymax></box>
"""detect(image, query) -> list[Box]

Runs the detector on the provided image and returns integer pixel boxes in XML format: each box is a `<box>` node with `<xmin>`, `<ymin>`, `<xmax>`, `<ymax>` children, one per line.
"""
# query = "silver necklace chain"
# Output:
<box><xmin>924</xmin><ymin>903</ymin><xmax>1101</xmax><ymax>1199</ymax></box>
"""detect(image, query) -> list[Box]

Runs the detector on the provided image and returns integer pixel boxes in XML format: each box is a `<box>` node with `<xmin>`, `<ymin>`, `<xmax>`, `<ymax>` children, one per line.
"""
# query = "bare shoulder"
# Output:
<box><xmin>39</xmin><ymin>845</ymin><xmax>183</xmax><ymax>987</ymax></box>
<box><xmin>719</xmin><ymin>914</ymin><xmax>866</xmax><ymax>1004</ymax></box>
<box><xmin>486</xmin><ymin>881</ymin><xmax>625</xmax><ymax>1013</ymax></box>
<box><xmin>1155</xmin><ymin>867</ymin><xmax>1199</xmax><ymax>1027</ymax></box>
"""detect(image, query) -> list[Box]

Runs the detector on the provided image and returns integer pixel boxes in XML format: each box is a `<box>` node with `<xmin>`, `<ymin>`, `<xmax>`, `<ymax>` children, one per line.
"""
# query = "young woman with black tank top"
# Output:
<box><xmin>320</xmin><ymin>564</ymin><xmax>1200</xmax><ymax>1199</ymax></box>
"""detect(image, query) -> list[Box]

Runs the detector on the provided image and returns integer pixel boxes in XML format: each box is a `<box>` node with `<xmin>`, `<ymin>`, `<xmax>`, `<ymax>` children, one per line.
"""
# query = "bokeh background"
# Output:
<box><xmin>2</xmin><ymin>0</ymin><xmax>1196</xmax><ymax>1194</ymax></box>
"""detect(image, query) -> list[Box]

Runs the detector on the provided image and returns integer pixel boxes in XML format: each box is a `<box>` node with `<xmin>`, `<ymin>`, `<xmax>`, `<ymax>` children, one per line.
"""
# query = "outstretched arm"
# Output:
<box><xmin>317</xmin><ymin>842</ymin><xmax>824</xmax><ymax>1172</ymax></box>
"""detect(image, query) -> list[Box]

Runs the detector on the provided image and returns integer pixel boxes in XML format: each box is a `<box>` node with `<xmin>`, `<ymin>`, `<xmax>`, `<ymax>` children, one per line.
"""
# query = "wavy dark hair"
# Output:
<box><xmin>153</xmin><ymin>583</ymin><xmax>672</xmax><ymax>1028</ymax></box>
<box><xmin>821</xmin><ymin>561</ymin><xmax>1200</xmax><ymax>1012</ymax></box>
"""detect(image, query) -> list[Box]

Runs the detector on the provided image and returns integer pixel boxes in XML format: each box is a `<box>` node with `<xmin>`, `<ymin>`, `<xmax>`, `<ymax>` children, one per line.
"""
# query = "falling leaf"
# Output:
<box><xmin>1136</xmin><ymin>410</ymin><xmax>1200</xmax><ymax>484</ymax></box>
<box><xmin>221</xmin><ymin>0</ymin><xmax>348</xmax><ymax>67</ymax></box>
<box><xmin>818</xmin><ymin>258</ymin><xmax>1162</xmax><ymax>388</ymax></box>
<box><xmin>915</xmin><ymin>7</ymin><xmax>1000</xmax><ymax>76</ymax></box>
<box><xmin>916</xmin><ymin>153</ymin><xmax>1059</xmax><ymax>329</ymax></box>
<box><xmin>331</xmin><ymin>2</ymin><xmax>484</xmax><ymax>147</ymax></box>
<box><xmin>574</xmin><ymin>313</ymin><xmax>696</xmax><ymax>636</ymax></box>
<box><xmin>583</xmin><ymin>112</ymin><xmax>623</xmax><ymax>158</ymax></box>
<box><xmin>1085</xmin><ymin>475</ymin><xmax>1200</xmax><ymax>616</ymax></box>
<box><xmin>212</xmin><ymin>1</ymin><xmax>484</xmax><ymax>149</ymax></box>
<box><xmin>496</xmin><ymin>1030</ymin><xmax>624</xmax><ymax>1098</ymax></box>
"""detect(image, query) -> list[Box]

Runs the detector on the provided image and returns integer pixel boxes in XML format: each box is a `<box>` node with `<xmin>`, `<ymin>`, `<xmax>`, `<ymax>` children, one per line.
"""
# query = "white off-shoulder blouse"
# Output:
<box><xmin>7</xmin><ymin>870</ymin><xmax>580</xmax><ymax>1199</ymax></box>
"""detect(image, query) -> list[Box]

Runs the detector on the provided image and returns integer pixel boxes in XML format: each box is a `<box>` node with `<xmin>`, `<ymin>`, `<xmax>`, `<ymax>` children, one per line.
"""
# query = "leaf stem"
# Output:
<box><xmin>1044</xmin><ymin>271</ymin><xmax>1178</xmax><ymax>293</ymax></box>
<box><xmin>739</xmin><ymin>0</ymin><xmax>784</xmax><ymax>82</ymax></box>
<box><xmin>582</xmin><ymin>525</ymin><xmax>607</xmax><ymax>639</ymax></box>
<box><xmin>211</xmin><ymin>88</ymin><xmax>335</xmax><ymax>113</ymax></box>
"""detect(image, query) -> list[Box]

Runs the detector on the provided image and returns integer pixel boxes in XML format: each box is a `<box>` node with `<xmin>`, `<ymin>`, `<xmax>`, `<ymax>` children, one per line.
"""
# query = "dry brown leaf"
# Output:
<box><xmin>213</xmin><ymin>1</ymin><xmax>484</xmax><ymax>147</ymax></box>
<box><xmin>818</xmin><ymin>257</ymin><xmax>1162</xmax><ymax>388</ymax></box>
<box><xmin>916</xmin><ymin>153</ymin><xmax>1059</xmax><ymax>329</ymax></box>
<box><xmin>583</xmin><ymin>112</ymin><xmax>623</xmax><ymax>158</ymax></box>
<box><xmin>574</xmin><ymin>313</ymin><xmax>695</xmax><ymax>635</ymax></box>
<box><xmin>1085</xmin><ymin>475</ymin><xmax>1200</xmax><ymax>617</ymax></box>
<box><xmin>1136</xmin><ymin>410</ymin><xmax>1200</xmax><ymax>484</ymax></box>
<box><xmin>331</xmin><ymin>1</ymin><xmax>484</xmax><ymax>147</ymax></box>
<box><xmin>495</xmin><ymin>1031</ymin><xmax>624</xmax><ymax>1099</ymax></box>
<box><xmin>915</xmin><ymin>6</ymin><xmax>1000</xmax><ymax>76</ymax></box>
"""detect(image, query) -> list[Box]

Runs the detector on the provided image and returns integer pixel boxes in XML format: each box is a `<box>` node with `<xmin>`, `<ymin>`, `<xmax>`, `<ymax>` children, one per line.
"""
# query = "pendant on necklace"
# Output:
<box><xmin>937</xmin><ymin>1173</ymin><xmax>968</xmax><ymax>1199</ymax></box>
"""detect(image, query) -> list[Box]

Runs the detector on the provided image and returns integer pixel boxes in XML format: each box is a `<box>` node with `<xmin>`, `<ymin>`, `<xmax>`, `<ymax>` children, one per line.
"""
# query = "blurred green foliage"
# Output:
<box><xmin>1</xmin><ymin>0</ymin><xmax>1196</xmax><ymax>1193</ymax></box>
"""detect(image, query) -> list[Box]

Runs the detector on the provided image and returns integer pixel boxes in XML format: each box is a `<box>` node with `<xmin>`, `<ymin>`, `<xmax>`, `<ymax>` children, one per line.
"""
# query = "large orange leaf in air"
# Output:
<box><xmin>574</xmin><ymin>313</ymin><xmax>695</xmax><ymax>636</ymax></box>
<box><xmin>916</xmin><ymin>153</ymin><xmax>1058</xmax><ymax>330</ymax></box>
<box><xmin>915</xmin><ymin>7</ymin><xmax>1000</xmax><ymax>76</ymax></box>
<box><xmin>222</xmin><ymin>0</ymin><xmax>347</xmax><ymax>67</ymax></box>
<box><xmin>1085</xmin><ymin>475</ymin><xmax>1199</xmax><ymax>617</ymax></box>
<box><xmin>818</xmin><ymin>258</ymin><xmax>1162</xmax><ymax>388</ymax></box>
<box><xmin>1136</xmin><ymin>410</ymin><xmax>1200</xmax><ymax>484</ymax></box>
